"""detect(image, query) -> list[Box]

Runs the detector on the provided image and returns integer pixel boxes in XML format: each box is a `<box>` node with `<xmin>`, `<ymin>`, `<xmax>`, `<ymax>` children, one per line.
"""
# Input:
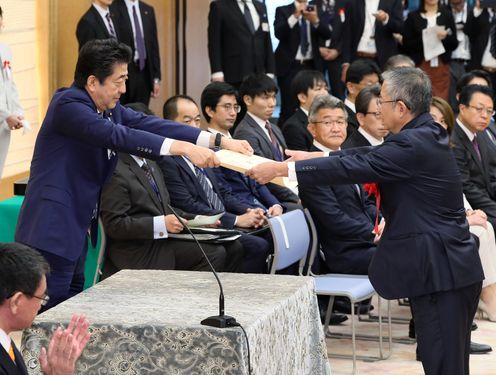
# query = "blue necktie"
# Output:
<box><xmin>142</xmin><ymin>162</ymin><xmax>162</xmax><ymax>202</ymax></box>
<box><xmin>300</xmin><ymin>18</ymin><xmax>309</xmax><ymax>56</ymax></box>
<box><xmin>242</xmin><ymin>0</ymin><xmax>256</xmax><ymax>34</ymax></box>
<box><xmin>195</xmin><ymin>167</ymin><xmax>225</xmax><ymax>212</ymax></box>
<box><xmin>132</xmin><ymin>5</ymin><xmax>146</xmax><ymax>70</ymax></box>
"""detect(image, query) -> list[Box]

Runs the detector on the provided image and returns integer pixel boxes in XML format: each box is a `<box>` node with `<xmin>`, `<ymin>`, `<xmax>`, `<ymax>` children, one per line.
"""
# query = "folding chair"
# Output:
<box><xmin>304</xmin><ymin>209</ymin><xmax>392</xmax><ymax>375</ymax></box>
<box><xmin>91</xmin><ymin>217</ymin><xmax>107</xmax><ymax>286</ymax></box>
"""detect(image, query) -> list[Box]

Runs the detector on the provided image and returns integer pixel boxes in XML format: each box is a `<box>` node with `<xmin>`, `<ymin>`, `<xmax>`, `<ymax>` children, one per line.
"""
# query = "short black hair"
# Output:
<box><xmin>458</xmin><ymin>84</ymin><xmax>494</xmax><ymax>107</ymax></box>
<box><xmin>290</xmin><ymin>70</ymin><xmax>326</xmax><ymax>102</ymax></box>
<box><xmin>125</xmin><ymin>102</ymin><xmax>155</xmax><ymax>116</ymax></box>
<box><xmin>355</xmin><ymin>84</ymin><xmax>381</xmax><ymax>115</ymax></box>
<box><xmin>0</xmin><ymin>243</ymin><xmax>49</xmax><ymax>305</ymax></box>
<box><xmin>200</xmin><ymin>82</ymin><xmax>238</xmax><ymax>122</ymax></box>
<box><xmin>0</xmin><ymin>6</ymin><xmax>3</xmax><ymax>18</ymax></box>
<box><xmin>163</xmin><ymin>95</ymin><xmax>198</xmax><ymax>120</ymax></box>
<box><xmin>346</xmin><ymin>59</ymin><xmax>381</xmax><ymax>84</ymax></box>
<box><xmin>456</xmin><ymin>70</ymin><xmax>492</xmax><ymax>95</ymax></box>
<box><xmin>239</xmin><ymin>73</ymin><xmax>278</xmax><ymax>99</ymax></box>
<box><xmin>74</xmin><ymin>38</ymin><xmax>132</xmax><ymax>89</ymax></box>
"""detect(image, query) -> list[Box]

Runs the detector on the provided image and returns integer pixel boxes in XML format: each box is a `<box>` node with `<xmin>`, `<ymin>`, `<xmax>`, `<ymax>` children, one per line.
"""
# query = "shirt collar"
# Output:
<box><xmin>208</xmin><ymin>127</ymin><xmax>232</xmax><ymax>138</ymax></box>
<box><xmin>124</xmin><ymin>0</ymin><xmax>140</xmax><ymax>12</ymax></box>
<box><xmin>358</xmin><ymin>127</ymin><xmax>383</xmax><ymax>146</ymax></box>
<box><xmin>0</xmin><ymin>328</ymin><xmax>11</xmax><ymax>355</ymax></box>
<box><xmin>345</xmin><ymin>98</ymin><xmax>356</xmax><ymax>113</ymax></box>
<box><xmin>456</xmin><ymin>118</ymin><xmax>476</xmax><ymax>141</ymax></box>
<box><xmin>247</xmin><ymin>112</ymin><xmax>270</xmax><ymax>129</ymax></box>
<box><xmin>92</xmin><ymin>2</ymin><xmax>110</xmax><ymax>18</ymax></box>
<box><xmin>313</xmin><ymin>140</ymin><xmax>339</xmax><ymax>153</ymax></box>
<box><xmin>300</xmin><ymin>107</ymin><xmax>309</xmax><ymax>116</ymax></box>
<box><xmin>131</xmin><ymin>155</ymin><xmax>146</xmax><ymax>167</ymax></box>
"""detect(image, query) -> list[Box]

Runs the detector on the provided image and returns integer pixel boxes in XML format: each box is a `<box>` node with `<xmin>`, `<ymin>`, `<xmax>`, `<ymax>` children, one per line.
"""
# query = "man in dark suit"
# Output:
<box><xmin>341</xmin><ymin>0</ymin><xmax>403</xmax><ymax>71</ymax></box>
<box><xmin>207</xmin><ymin>0</ymin><xmax>275</xmax><ymax>89</ymax></box>
<box><xmin>0</xmin><ymin>243</ymin><xmax>90</xmax><ymax>375</ymax></box>
<box><xmin>300</xmin><ymin>95</ymin><xmax>380</xmax><ymax>274</ymax></box>
<box><xmin>281</xmin><ymin>69</ymin><xmax>328</xmax><ymax>151</ymax></box>
<box><xmin>343</xmin><ymin>59</ymin><xmax>381</xmax><ymax>139</ymax></box>
<box><xmin>274</xmin><ymin>0</ymin><xmax>332</xmax><ymax>123</ymax></box>
<box><xmin>248</xmin><ymin>67</ymin><xmax>484</xmax><ymax>375</ymax></box>
<box><xmin>76</xmin><ymin>0</ymin><xmax>118</xmax><ymax>50</ymax></box>
<box><xmin>343</xmin><ymin>84</ymin><xmax>388</xmax><ymax>148</ymax></box>
<box><xmin>14</xmin><ymin>39</ymin><xmax>252</xmax><ymax>309</ymax></box>
<box><xmin>100</xmin><ymin>153</ymin><xmax>243</xmax><ymax>276</ymax></box>
<box><xmin>110</xmin><ymin>0</ymin><xmax>160</xmax><ymax>105</ymax></box>
<box><xmin>233</xmin><ymin>73</ymin><xmax>300</xmax><ymax>206</ymax></box>
<box><xmin>452</xmin><ymin>84</ymin><xmax>496</xmax><ymax>228</ymax></box>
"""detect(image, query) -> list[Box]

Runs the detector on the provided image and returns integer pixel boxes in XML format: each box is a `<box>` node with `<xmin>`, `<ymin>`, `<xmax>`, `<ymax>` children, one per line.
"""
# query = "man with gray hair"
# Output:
<box><xmin>247</xmin><ymin>67</ymin><xmax>484</xmax><ymax>375</ymax></box>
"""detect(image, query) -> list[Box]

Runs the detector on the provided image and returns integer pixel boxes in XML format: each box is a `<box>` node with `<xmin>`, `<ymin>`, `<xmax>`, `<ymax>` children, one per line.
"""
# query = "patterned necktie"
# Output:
<box><xmin>265</xmin><ymin>122</ymin><xmax>284</xmax><ymax>161</ymax></box>
<box><xmin>472</xmin><ymin>136</ymin><xmax>482</xmax><ymax>161</ymax></box>
<box><xmin>105</xmin><ymin>12</ymin><xmax>116</xmax><ymax>38</ymax></box>
<box><xmin>300</xmin><ymin>17</ymin><xmax>309</xmax><ymax>56</ymax></box>
<box><xmin>491</xmin><ymin>14</ymin><xmax>496</xmax><ymax>58</ymax></box>
<box><xmin>142</xmin><ymin>162</ymin><xmax>162</xmax><ymax>202</ymax></box>
<box><xmin>242</xmin><ymin>0</ymin><xmax>256</xmax><ymax>34</ymax></box>
<box><xmin>132</xmin><ymin>5</ymin><xmax>146</xmax><ymax>70</ymax></box>
<box><xmin>8</xmin><ymin>343</ymin><xmax>15</xmax><ymax>362</ymax></box>
<box><xmin>195</xmin><ymin>167</ymin><xmax>225</xmax><ymax>212</ymax></box>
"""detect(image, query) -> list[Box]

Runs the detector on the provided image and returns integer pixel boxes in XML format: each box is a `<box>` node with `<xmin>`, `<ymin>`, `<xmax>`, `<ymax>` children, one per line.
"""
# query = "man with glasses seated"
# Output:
<box><xmin>452</xmin><ymin>84</ymin><xmax>496</xmax><ymax>228</ymax></box>
<box><xmin>343</xmin><ymin>84</ymin><xmax>388</xmax><ymax>149</ymax></box>
<box><xmin>0</xmin><ymin>243</ymin><xmax>90</xmax><ymax>375</ymax></box>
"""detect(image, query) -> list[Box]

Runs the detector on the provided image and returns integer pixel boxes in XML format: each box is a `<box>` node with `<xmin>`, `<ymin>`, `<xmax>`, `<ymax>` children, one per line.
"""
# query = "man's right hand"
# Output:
<box><xmin>6</xmin><ymin>115</ymin><xmax>23</xmax><ymax>130</ymax></box>
<box><xmin>171</xmin><ymin>141</ymin><xmax>220</xmax><ymax>168</ymax></box>
<box><xmin>236</xmin><ymin>208</ymin><xmax>265</xmax><ymax>228</ymax></box>
<box><xmin>165</xmin><ymin>214</ymin><xmax>185</xmax><ymax>233</ymax></box>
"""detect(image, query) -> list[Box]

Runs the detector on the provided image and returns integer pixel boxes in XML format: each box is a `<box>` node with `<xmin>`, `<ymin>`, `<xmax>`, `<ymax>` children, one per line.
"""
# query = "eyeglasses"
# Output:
<box><xmin>467</xmin><ymin>105</ymin><xmax>495</xmax><ymax>117</ymax></box>
<box><xmin>365</xmin><ymin>111</ymin><xmax>382</xmax><ymax>119</ymax></box>
<box><xmin>312</xmin><ymin>119</ymin><xmax>347</xmax><ymax>128</ymax></box>
<box><xmin>376</xmin><ymin>98</ymin><xmax>410</xmax><ymax>110</ymax></box>
<box><xmin>217</xmin><ymin>104</ymin><xmax>241</xmax><ymax>113</ymax></box>
<box><xmin>7</xmin><ymin>291</ymin><xmax>50</xmax><ymax>306</ymax></box>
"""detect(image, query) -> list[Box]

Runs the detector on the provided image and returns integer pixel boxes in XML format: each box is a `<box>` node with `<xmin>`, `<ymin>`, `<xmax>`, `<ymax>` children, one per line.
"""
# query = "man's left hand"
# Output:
<box><xmin>220</xmin><ymin>138</ymin><xmax>253</xmax><ymax>155</ymax></box>
<box><xmin>151</xmin><ymin>82</ymin><xmax>160</xmax><ymax>98</ymax></box>
<box><xmin>267</xmin><ymin>205</ymin><xmax>283</xmax><ymax>217</ymax></box>
<box><xmin>246</xmin><ymin>161</ymin><xmax>287</xmax><ymax>184</ymax></box>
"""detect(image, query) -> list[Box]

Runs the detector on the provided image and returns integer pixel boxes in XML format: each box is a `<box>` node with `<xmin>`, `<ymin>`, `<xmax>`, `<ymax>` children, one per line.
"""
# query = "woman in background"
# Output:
<box><xmin>0</xmin><ymin>6</ymin><xmax>25</xmax><ymax>179</ymax></box>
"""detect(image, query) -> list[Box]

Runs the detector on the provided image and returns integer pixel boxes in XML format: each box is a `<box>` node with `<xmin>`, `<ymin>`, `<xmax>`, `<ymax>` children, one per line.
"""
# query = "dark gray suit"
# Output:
<box><xmin>0</xmin><ymin>342</ymin><xmax>27</xmax><ymax>375</ymax></box>
<box><xmin>233</xmin><ymin>113</ymin><xmax>299</xmax><ymax>204</ymax></box>
<box><xmin>100</xmin><ymin>153</ymin><xmax>243</xmax><ymax>275</ymax></box>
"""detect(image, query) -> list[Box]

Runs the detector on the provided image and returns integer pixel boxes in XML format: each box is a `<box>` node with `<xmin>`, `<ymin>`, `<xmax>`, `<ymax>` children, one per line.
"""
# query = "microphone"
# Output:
<box><xmin>167</xmin><ymin>204</ymin><xmax>238</xmax><ymax>328</ymax></box>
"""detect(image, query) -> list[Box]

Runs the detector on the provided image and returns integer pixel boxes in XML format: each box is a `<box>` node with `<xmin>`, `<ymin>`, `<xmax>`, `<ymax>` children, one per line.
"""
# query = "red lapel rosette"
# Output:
<box><xmin>363</xmin><ymin>183</ymin><xmax>381</xmax><ymax>235</ymax></box>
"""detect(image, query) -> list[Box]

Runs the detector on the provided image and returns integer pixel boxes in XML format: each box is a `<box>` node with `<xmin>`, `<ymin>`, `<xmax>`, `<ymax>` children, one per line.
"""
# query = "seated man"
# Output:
<box><xmin>281</xmin><ymin>70</ymin><xmax>329</xmax><ymax>151</ymax></box>
<box><xmin>0</xmin><ymin>243</ymin><xmax>90</xmax><ymax>375</ymax></box>
<box><xmin>193</xmin><ymin>82</ymin><xmax>282</xmax><ymax>216</ymax></box>
<box><xmin>343</xmin><ymin>84</ymin><xmax>388</xmax><ymax>148</ymax></box>
<box><xmin>299</xmin><ymin>95</ymin><xmax>380</xmax><ymax>275</ymax></box>
<box><xmin>233</xmin><ymin>73</ymin><xmax>300</xmax><ymax>206</ymax></box>
<box><xmin>160</xmin><ymin>96</ymin><xmax>271</xmax><ymax>274</ymax></box>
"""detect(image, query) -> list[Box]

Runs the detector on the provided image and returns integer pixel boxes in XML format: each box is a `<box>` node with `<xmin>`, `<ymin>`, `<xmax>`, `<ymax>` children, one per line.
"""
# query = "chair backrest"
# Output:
<box><xmin>268</xmin><ymin>209</ymin><xmax>311</xmax><ymax>274</ymax></box>
<box><xmin>303</xmin><ymin>208</ymin><xmax>320</xmax><ymax>276</ymax></box>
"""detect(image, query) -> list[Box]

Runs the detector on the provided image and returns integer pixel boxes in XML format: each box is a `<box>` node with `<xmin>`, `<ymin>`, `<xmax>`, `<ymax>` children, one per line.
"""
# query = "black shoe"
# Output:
<box><xmin>409</xmin><ymin>318</ymin><xmax>416</xmax><ymax>339</ymax></box>
<box><xmin>416</xmin><ymin>346</ymin><xmax>421</xmax><ymax>361</ymax></box>
<box><xmin>333</xmin><ymin>299</ymin><xmax>373</xmax><ymax>315</ymax></box>
<box><xmin>470</xmin><ymin>341</ymin><xmax>492</xmax><ymax>354</ymax></box>
<box><xmin>319</xmin><ymin>308</ymin><xmax>348</xmax><ymax>325</ymax></box>
<box><xmin>472</xmin><ymin>322</ymin><xmax>478</xmax><ymax>331</ymax></box>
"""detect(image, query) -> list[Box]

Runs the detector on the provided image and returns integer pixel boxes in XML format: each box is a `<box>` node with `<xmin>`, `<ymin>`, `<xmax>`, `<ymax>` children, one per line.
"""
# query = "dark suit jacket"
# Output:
<box><xmin>274</xmin><ymin>3</ymin><xmax>333</xmax><ymax>77</ymax></box>
<box><xmin>299</xmin><ymin>145</ymin><xmax>377</xmax><ymax>274</ymax></box>
<box><xmin>100</xmin><ymin>154</ymin><xmax>197</xmax><ymax>271</ymax></box>
<box><xmin>76</xmin><ymin>5</ymin><xmax>117</xmax><ymax>50</ymax></box>
<box><xmin>403</xmin><ymin>7</ymin><xmax>458</xmax><ymax>65</ymax></box>
<box><xmin>281</xmin><ymin>108</ymin><xmax>312</xmax><ymax>151</ymax></box>
<box><xmin>208</xmin><ymin>0</ymin><xmax>275</xmax><ymax>84</ymax></box>
<box><xmin>464</xmin><ymin>8</ymin><xmax>491</xmax><ymax>71</ymax></box>
<box><xmin>295</xmin><ymin>113</ymin><xmax>484</xmax><ymax>299</ymax></box>
<box><xmin>342</xmin><ymin>129</ymin><xmax>371</xmax><ymax>148</ymax></box>
<box><xmin>110</xmin><ymin>0</ymin><xmax>160</xmax><ymax>87</ymax></box>
<box><xmin>345</xmin><ymin>105</ymin><xmax>359</xmax><ymax>138</ymax></box>
<box><xmin>341</xmin><ymin>0</ymin><xmax>403</xmax><ymax>67</ymax></box>
<box><xmin>15</xmin><ymin>85</ymin><xmax>201</xmax><ymax>262</ymax></box>
<box><xmin>0</xmin><ymin>342</ymin><xmax>27</xmax><ymax>375</ymax></box>
<box><xmin>233</xmin><ymin>113</ymin><xmax>300</xmax><ymax>203</ymax></box>
<box><xmin>159</xmin><ymin>156</ymin><xmax>251</xmax><ymax>229</ymax></box>
<box><xmin>211</xmin><ymin>166</ymin><xmax>280</xmax><ymax>210</ymax></box>
<box><xmin>451</xmin><ymin>123</ymin><xmax>496</xmax><ymax>225</ymax></box>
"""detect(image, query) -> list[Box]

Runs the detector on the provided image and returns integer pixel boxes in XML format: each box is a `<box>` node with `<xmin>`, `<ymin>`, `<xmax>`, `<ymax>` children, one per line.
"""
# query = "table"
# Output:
<box><xmin>0</xmin><ymin>196</ymin><xmax>102</xmax><ymax>289</ymax></box>
<box><xmin>22</xmin><ymin>270</ymin><xmax>331</xmax><ymax>375</ymax></box>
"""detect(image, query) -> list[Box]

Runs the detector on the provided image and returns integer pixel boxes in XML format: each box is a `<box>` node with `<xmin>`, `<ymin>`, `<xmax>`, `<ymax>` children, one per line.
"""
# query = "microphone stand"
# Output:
<box><xmin>167</xmin><ymin>204</ymin><xmax>237</xmax><ymax>328</ymax></box>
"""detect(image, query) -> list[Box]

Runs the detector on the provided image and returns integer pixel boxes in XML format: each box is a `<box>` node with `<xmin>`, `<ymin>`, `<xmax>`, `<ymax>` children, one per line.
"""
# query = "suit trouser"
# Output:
<box><xmin>121</xmin><ymin>61</ymin><xmax>152</xmax><ymax>106</ymax></box>
<box><xmin>411</xmin><ymin>281</ymin><xmax>481</xmax><ymax>375</ymax></box>
<box><xmin>237</xmin><ymin>233</ymin><xmax>270</xmax><ymax>273</ymax></box>
<box><xmin>37</xmin><ymin>245</ymin><xmax>87</xmax><ymax>312</ymax></box>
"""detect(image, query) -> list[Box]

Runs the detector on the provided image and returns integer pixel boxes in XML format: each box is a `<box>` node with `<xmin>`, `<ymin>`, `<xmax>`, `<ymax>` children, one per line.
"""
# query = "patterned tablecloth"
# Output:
<box><xmin>22</xmin><ymin>270</ymin><xmax>331</xmax><ymax>375</ymax></box>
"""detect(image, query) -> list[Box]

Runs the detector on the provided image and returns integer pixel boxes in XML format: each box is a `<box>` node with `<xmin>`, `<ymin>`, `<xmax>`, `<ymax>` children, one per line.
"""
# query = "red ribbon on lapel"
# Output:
<box><xmin>3</xmin><ymin>60</ymin><xmax>10</xmax><ymax>70</ymax></box>
<box><xmin>363</xmin><ymin>183</ymin><xmax>381</xmax><ymax>235</ymax></box>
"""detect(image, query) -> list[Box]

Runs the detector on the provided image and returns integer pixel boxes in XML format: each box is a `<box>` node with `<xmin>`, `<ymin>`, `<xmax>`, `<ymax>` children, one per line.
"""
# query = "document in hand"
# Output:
<box><xmin>215</xmin><ymin>149</ymin><xmax>297</xmax><ymax>189</ymax></box>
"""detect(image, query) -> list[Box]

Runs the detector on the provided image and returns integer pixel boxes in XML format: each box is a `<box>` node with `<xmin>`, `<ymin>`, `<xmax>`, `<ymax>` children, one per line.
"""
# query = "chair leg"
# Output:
<box><xmin>323</xmin><ymin>296</ymin><xmax>335</xmax><ymax>334</ymax></box>
<box><xmin>351</xmin><ymin>299</ymin><xmax>357</xmax><ymax>375</ymax></box>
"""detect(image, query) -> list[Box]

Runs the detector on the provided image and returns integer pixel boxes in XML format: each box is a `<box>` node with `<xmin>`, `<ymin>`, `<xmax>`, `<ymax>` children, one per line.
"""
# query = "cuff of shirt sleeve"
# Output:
<box><xmin>153</xmin><ymin>216</ymin><xmax>168</xmax><ymax>239</ymax></box>
<box><xmin>288</xmin><ymin>14</ymin><xmax>299</xmax><ymax>28</ymax></box>
<box><xmin>211</xmin><ymin>72</ymin><xmax>224</xmax><ymax>80</ymax></box>
<box><xmin>267</xmin><ymin>73</ymin><xmax>275</xmax><ymax>79</ymax></box>
<box><xmin>197</xmin><ymin>131</ymin><xmax>212</xmax><ymax>148</ymax></box>
<box><xmin>288</xmin><ymin>161</ymin><xmax>298</xmax><ymax>182</ymax></box>
<box><xmin>160</xmin><ymin>138</ymin><xmax>175</xmax><ymax>156</ymax></box>
<box><xmin>473</xmin><ymin>7</ymin><xmax>482</xmax><ymax>17</ymax></box>
<box><xmin>382</xmin><ymin>14</ymin><xmax>389</xmax><ymax>25</ymax></box>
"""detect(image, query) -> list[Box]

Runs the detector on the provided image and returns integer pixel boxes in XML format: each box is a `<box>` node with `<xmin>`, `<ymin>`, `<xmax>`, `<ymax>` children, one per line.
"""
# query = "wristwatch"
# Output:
<box><xmin>214</xmin><ymin>133</ymin><xmax>222</xmax><ymax>151</ymax></box>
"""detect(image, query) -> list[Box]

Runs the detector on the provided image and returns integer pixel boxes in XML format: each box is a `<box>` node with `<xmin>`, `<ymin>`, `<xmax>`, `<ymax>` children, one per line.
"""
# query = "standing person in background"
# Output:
<box><xmin>110</xmin><ymin>0</ymin><xmax>160</xmax><ymax>105</ymax></box>
<box><xmin>76</xmin><ymin>0</ymin><xmax>118</xmax><ymax>51</ymax></box>
<box><xmin>402</xmin><ymin>0</ymin><xmax>458</xmax><ymax>100</ymax></box>
<box><xmin>0</xmin><ymin>6</ymin><xmax>25</xmax><ymax>180</ymax></box>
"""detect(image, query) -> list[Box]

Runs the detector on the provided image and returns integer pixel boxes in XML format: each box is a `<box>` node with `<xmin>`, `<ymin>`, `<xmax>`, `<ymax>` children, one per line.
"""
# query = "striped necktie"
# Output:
<box><xmin>195</xmin><ymin>167</ymin><xmax>225</xmax><ymax>212</ymax></box>
<box><xmin>265</xmin><ymin>122</ymin><xmax>284</xmax><ymax>161</ymax></box>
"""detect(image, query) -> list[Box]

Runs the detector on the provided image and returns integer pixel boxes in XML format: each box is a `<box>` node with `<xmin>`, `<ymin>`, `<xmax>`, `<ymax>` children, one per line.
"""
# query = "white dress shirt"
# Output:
<box><xmin>0</xmin><ymin>328</ymin><xmax>12</xmax><ymax>357</ymax></box>
<box><xmin>456</xmin><ymin>118</ymin><xmax>476</xmax><ymax>142</ymax></box>
<box><xmin>123</xmin><ymin>0</ymin><xmax>146</xmax><ymax>63</ymax></box>
<box><xmin>357</xmin><ymin>0</ymin><xmax>380</xmax><ymax>54</ymax></box>
<box><xmin>92</xmin><ymin>2</ymin><xmax>116</xmax><ymax>36</ymax></box>
<box><xmin>358</xmin><ymin>127</ymin><xmax>384</xmax><ymax>146</ymax></box>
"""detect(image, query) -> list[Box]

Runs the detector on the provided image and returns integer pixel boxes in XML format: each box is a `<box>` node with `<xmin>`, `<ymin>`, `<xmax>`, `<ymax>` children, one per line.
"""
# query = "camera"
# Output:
<box><xmin>306</xmin><ymin>5</ymin><xmax>315</xmax><ymax>11</ymax></box>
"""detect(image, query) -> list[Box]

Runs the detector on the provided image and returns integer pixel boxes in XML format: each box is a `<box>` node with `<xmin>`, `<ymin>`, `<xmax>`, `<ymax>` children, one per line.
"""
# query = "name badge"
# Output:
<box><xmin>261</xmin><ymin>22</ymin><xmax>269</xmax><ymax>32</ymax></box>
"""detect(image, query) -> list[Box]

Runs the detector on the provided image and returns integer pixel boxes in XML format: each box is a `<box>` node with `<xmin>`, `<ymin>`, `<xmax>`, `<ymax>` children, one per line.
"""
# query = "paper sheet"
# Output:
<box><xmin>21</xmin><ymin>119</ymin><xmax>31</xmax><ymax>135</ymax></box>
<box><xmin>187</xmin><ymin>213</ymin><xmax>224</xmax><ymax>227</ymax></box>
<box><xmin>422</xmin><ymin>26</ymin><xmax>446</xmax><ymax>61</ymax></box>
